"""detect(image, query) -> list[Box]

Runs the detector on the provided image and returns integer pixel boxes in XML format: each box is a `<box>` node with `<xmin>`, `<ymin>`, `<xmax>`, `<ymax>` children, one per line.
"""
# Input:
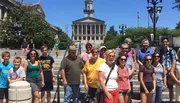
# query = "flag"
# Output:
<box><xmin>137</xmin><ymin>12</ymin><xmax>140</xmax><ymax>19</ymax></box>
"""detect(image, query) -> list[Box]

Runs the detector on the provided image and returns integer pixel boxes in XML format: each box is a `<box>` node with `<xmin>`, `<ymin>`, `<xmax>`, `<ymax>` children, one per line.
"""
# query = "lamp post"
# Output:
<box><xmin>147</xmin><ymin>0</ymin><xmax>162</xmax><ymax>46</ymax></box>
<box><xmin>119</xmin><ymin>24</ymin><xmax>127</xmax><ymax>42</ymax></box>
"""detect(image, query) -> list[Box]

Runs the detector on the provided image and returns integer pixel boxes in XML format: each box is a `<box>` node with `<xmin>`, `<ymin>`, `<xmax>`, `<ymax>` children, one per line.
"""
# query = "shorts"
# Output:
<box><xmin>26</xmin><ymin>76</ymin><xmax>42</xmax><ymax>93</ymax></box>
<box><xmin>0</xmin><ymin>88</ymin><xmax>8</xmax><ymax>99</ymax></box>
<box><xmin>41</xmin><ymin>81</ymin><xmax>53</xmax><ymax>92</ymax></box>
<box><xmin>140</xmin><ymin>82</ymin><xmax>153</xmax><ymax>93</ymax></box>
<box><xmin>88</xmin><ymin>86</ymin><xmax>97</xmax><ymax>99</ymax></box>
<box><xmin>175</xmin><ymin>84</ymin><xmax>180</xmax><ymax>101</ymax></box>
<box><xmin>119</xmin><ymin>91</ymin><xmax>129</xmax><ymax>96</ymax></box>
<box><xmin>130</xmin><ymin>82</ymin><xmax>133</xmax><ymax>95</ymax></box>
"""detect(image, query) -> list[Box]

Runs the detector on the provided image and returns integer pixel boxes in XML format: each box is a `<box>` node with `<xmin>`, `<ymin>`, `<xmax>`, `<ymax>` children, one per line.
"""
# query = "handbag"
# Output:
<box><xmin>96</xmin><ymin>63</ymin><xmax>115</xmax><ymax>103</ymax></box>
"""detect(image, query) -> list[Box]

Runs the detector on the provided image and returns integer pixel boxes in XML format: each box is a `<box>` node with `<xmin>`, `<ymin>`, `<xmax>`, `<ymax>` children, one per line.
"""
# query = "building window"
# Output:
<box><xmin>88</xmin><ymin>37</ymin><xmax>90</xmax><ymax>41</ymax></box>
<box><xmin>74</xmin><ymin>36</ymin><xmax>77</xmax><ymax>40</ymax></box>
<box><xmin>92</xmin><ymin>36</ymin><xmax>94</xmax><ymax>40</ymax></box>
<box><xmin>83</xmin><ymin>37</ymin><xmax>86</xmax><ymax>40</ymax></box>
<box><xmin>100</xmin><ymin>36</ymin><xmax>103</xmax><ymax>40</ymax></box>
<box><xmin>87</xmin><ymin>25</ymin><xmax>90</xmax><ymax>34</ymax></box>
<box><xmin>96</xmin><ymin>36</ymin><xmax>99</xmax><ymax>40</ymax></box>
<box><xmin>74</xmin><ymin>25</ymin><xmax>77</xmax><ymax>34</ymax></box>
<box><xmin>79</xmin><ymin>37</ymin><xmax>81</xmax><ymax>40</ymax></box>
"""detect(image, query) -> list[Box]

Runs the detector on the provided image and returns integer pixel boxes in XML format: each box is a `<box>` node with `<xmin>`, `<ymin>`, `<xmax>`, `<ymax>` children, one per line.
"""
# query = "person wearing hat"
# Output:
<box><xmin>99</xmin><ymin>46</ymin><xmax>107</xmax><ymax>59</ymax></box>
<box><xmin>60</xmin><ymin>44</ymin><xmax>84</xmax><ymax>103</ymax></box>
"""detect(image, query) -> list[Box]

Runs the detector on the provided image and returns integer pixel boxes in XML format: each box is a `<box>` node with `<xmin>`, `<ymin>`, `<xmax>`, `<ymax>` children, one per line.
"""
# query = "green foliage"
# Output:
<box><xmin>0</xmin><ymin>5</ymin><xmax>70</xmax><ymax>49</ymax></box>
<box><xmin>104</xmin><ymin>26</ymin><xmax>118</xmax><ymax>43</ymax></box>
<box><xmin>175</xmin><ymin>21</ymin><xmax>180</xmax><ymax>29</ymax></box>
<box><xmin>173</xmin><ymin>0</ymin><xmax>180</xmax><ymax>10</ymax></box>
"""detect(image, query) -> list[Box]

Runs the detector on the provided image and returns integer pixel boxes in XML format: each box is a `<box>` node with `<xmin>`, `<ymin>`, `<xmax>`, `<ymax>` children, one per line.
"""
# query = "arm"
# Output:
<box><xmin>51</xmin><ymin>63</ymin><xmax>55</xmax><ymax>82</ymax></box>
<box><xmin>82</xmin><ymin>70</ymin><xmax>88</xmax><ymax>91</ymax></box>
<box><xmin>163</xmin><ymin>66</ymin><xmax>167</xmax><ymax>90</ymax></box>
<box><xmin>151</xmin><ymin>72</ymin><xmax>156</xmax><ymax>93</ymax></box>
<box><xmin>98</xmin><ymin>71</ymin><xmax>112</xmax><ymax>99</ymax></box>
<box><xmin>133</xmin><ymin>50</ymin><xmax>137</xmax><ymax>70</ymax></box>
<box><xmin>170</xmin><ymin>59</ymin><xmax>179</xmax><ymax>83</ymax></box>
<box><xmin>139</xmin><ymin>72</ymin><xmax>148</xmax><ymax>93</ymax></box>
<box><xmin>23</xmin><ymin>60</ymin><xmax>28</xmax><ymax>72</ymax></box>
<box><xmin>60</xmin><ymin>69</ymin><xmax>67</xmax><ymax>86</ymax></box>
<box><xmin>39</xmin><ymin>61</ymin><xmax>44</xmax><ymax>87</ymax></box>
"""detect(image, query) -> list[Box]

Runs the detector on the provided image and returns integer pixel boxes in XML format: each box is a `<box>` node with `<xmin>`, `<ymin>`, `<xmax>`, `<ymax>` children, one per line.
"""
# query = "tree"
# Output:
<box><xmin>173</xmin><ymin>0</ymin><xmax>180</xmax><ymax>10</ymax></box>
<box><xmin>0</xmin><ymin>5</ymin><xmax>70</xmax><ymax>49</ymax></box>
<box><xmin>175</xmin><ymin>21</ymin><xmax>180</xmax><ymax>29</ymax></box>
<box><xmin>104</xmin><ymin>26</ymin><xmax>118</xmax><ymax>43</ymax></box>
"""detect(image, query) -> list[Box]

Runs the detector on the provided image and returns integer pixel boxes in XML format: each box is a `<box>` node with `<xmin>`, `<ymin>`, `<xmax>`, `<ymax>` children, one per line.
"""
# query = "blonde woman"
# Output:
<box><xmin>98</xmin><ymin>50</ymin><xmax>119</xmax><ymax>103</ymax></box>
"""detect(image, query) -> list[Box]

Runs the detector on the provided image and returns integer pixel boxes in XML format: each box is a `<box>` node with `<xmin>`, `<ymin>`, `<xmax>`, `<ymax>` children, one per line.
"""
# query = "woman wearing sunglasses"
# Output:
<box><xmin>98</xmin><ymin>50</ymin><xmax>118</xmax><ymax>103</ymax></box>
<box><xmin>116</xmin><ymin>54</ymin><xmax>131</xmax><ymax>103</ymax></box>
<box><xmin>152</xmin><ymin>52</ymin><xmax>166</xmax><ymax>103</ymax></box>
<box><xmin>23</xmin><ymin>49</ymin><xmax>44</xmax><ymax>103</ymax></box>
<box><xmin>139</xmin><ymin>55</ymin><xmax>156</xmax><ymax>103</ymax></box>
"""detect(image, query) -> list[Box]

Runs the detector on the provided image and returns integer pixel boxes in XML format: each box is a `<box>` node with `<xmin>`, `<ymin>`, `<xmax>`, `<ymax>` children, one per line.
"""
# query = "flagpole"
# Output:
<box><xmin>137</xmin><ymin>12</ymin><xmax>139</xmax><ymax>28</ymax></box>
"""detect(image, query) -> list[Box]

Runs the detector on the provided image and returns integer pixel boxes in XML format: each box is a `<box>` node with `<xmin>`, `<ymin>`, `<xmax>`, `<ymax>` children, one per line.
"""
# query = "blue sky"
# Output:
<box><xmin>23</xmin><ymin>0</ymin><xmax>180</xmax><ymax>37</ymax></box>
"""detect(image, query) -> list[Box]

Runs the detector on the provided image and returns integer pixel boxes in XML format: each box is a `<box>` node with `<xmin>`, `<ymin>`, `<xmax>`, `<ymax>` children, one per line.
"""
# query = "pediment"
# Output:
<box><xmin>80</xmin><ymin>19</ymin><xmax>96</xmax><ymax>22</ymax></box>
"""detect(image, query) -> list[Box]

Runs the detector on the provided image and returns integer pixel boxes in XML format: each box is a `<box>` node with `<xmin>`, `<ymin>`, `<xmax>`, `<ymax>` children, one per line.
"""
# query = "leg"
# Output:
<box><xmin>152</xmin><ymin>87</ymin><xmax>157</xmax><ymax>103</ymax></box>
<box><xmin>33</xmin><ymin>91</ymin><xmax>40</xmax><ymax>103</ymax></box>
<box><xmin>71</xmin><ymin>84</ymin><xmax>80</xmax><ymax>103</ymax></box>
<box><xmin>88</xmin><ymin>86</ymin><xmax>97</xmax><ymax>103</ymax></box>
<box><xmin>169</xmin><ymin>88</ymin><xmax>174</xmax><ymax>103</ymax></box>
<box><xmin>124</xmin><ymin>93</ymin><xmax>130</xmax><ymax>103</ymax></box>
<box><xmin>64</xmin><ymin>85</ymin><xmax>72</xmax><ymax>103</ymax></box>
<box><xmin>0</xmin><ymin>100</ymin><xmax>2</xmax><ymax>103</ymax></box>
<box><xmin>141</xmin><ymin>93</ymin><xmax>147</xmax><ymax>103</ymax></box>
<box><xmin>147</xmin><ymin>93</ymin><xmax>153</xmax><ymax>103</ymax></box>
<box><xmin>41</xmin><ymin>91</ymin><xmax>45</xmax><ymax>103</ymax></box>
<box><xmin>156</xmin><ymin>87</ymin><xmax>163</xmax><ymax>103</ymax></box>
<box><xmin>46</xmin><ymin>92</ymin><xmax>51</xmax><ymax>103</ymax></box>
<box><xmin>118</xmin><ymin>94</ymin><xmax>125</xmax><ymax>103</ymax></box>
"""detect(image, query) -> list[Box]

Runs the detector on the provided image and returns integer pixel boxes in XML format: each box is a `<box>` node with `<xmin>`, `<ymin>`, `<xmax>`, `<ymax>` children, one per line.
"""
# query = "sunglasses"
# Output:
<box><xmin>92</xmin><ymin>51</ymin><xmax>98</xmax><ymax>54</ymax></box>
<box><xmin>122</xmin><ymin>48</ymin><xmax>128</xmax><ymax>50</ymax></box>
<box><xmin>120</xmin><ymin>58</ymin><xmax>126</xmax><ymax>61</ymax></box>
<box><xmin>146</xmin><ymin>59</ymin><xmax>152</xmax><ymax>61</ymax></box>
<box><xmin>154</xmin><ymin>56</ymin><xmax>160</xmax><ymax>58</ymax></box>
<box><xmin>30</xmin><ymin>53</ymin><xmax>36</xmax><ymax>56</ymax></box>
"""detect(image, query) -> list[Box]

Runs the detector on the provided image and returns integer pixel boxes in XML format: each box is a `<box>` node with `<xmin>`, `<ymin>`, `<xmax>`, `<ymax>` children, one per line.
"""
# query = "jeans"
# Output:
<box><xmin>152</xmin><ymin>86</ymin><xmax>163</xmax><ymax>103</ymax></box>
<box><xmin>64</xmin><ymin>84</ymin><xmax>80</xmax><ymax>103</ymax></box>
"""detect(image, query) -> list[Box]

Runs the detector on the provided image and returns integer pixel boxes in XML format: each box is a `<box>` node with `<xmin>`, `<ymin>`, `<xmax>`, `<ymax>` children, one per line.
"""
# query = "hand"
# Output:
<box><xmin>52</xmin><ymin>77</ymin><xmax>56</xmax><ymax>83</ymax></box>
<box><xmin>10</xmin><ymin>80</ymin><xmax>16</xmax><ymax>83</ymax></box>
<box><xmin>41</xmin><ymin>81</ymin><xmax>45</xmax><ymax>87</ymax></box>
<box><xmin>177</xmin><ymin>80</ymin><xmax>180</xmax><ymax>86</ymax></box>
<box><xmin>84</xmin><ymin>84</ymin><xmax>88</xmax><ymax>91</ymax></box>
<box><xmin>145</xmin><ymin>89</ymin><xmax>149</xmax><ymax>94</ymax></box>
<box><xmin>150</xmin><ymin>89</ymin><xmax>155</xmax><ymax>94</ymax></box>
<box><xmin>127</xmin><ymin>88</ymin><xmax>131</xmax><ymax>93</ymax></box>
<box><xmin>105</xmin><ymin>92</ymin><xmax>113</xmax><ymax>100</ymax></box>
<box><xmin>63</xmin><ymin>81</ymin><xmax>68</xmax><ymax>87</ymax></box>
<box><xmin>162</xmin><ymin>85</ymin><xmax>166</xmax><ymax>91</ymax></box>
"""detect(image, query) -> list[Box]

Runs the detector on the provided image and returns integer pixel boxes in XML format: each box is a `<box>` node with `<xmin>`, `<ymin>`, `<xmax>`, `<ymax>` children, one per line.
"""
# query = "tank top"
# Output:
<box><xmin>117</xmin><ymin>67</ymin><xmax>129</xmax><ymax>92</ymax></box>
<box><xmin>26</xmin><ymin>61</ymin><xmax>40</xmax><ymax>78</ymax></box>
<box><xmin>152</xmin><ymin>64</ymin><xmax>164</xmax><ymax>87</ymax></box>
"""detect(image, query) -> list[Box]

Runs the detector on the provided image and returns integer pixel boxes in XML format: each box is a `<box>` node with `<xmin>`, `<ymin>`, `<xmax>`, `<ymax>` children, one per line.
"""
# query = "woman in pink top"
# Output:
<box><xmin>116</xmin><ymin>54</ymin><xmax>131</xmax><ymax>103</ymax></box>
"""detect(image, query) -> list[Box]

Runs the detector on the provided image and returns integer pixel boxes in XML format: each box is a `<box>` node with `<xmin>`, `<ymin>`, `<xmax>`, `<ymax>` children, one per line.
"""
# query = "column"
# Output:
<box><xmin>86</xmin><ymin>24</ymin><xmax>87</xmax><ymax>34</ymax></box>
<box><xmin>94</xmin><ymin>24</ymin><xmax>96</xmax><ymax>35</ymax></box>
<box><xmin>3</xmin><ymin>8</ymin><xmax>7</xmax><ymax>20</ymax></box>
<box><xmin>90</xmin><ymin>24</ymin><xmax>92</xmax><ymax>35</ymax></box>
<box><xmin>0</xmin><ymin>6</ymin><xmax>2</xmax><ymax>20</ymax></box>
<box><xmin>72</xmin><ymin>25</ymin><xmax>74</xmax><ymax>35</ymax></box>
<box><xmin>103</xmin><ymin>25</ymin><xmax>106</xmax><ymax>34</ymax></box>
<box><xmin>81</xmin><ymin>24</ymin><xmax>83</xmax><ymax>34</ymax></box>
<box><xmin>99</xmin><ymin>24</ymin><xmax>101</xmax><ymax>34</ymax></box>
<box><xmin>77</xmin><ymin>24</ymin><xmax>79</xmax><ymax>34</ymax></box>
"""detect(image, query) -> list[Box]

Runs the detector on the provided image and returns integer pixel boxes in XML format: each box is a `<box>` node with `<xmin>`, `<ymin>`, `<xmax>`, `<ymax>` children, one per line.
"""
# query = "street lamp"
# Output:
<box><xmin>13</xmin><ymin>23</ymin><xmax>22</xmax><ymax>37</ymax></box>
<box><xmin>147</xmin><ymin>0</ymin><xmax>163</xmax><ymax>46</ymax></box>
<box><xmin>119</xmin><ymin>24</ymin><xmax>127</xmax><ymax>42</ymax></box>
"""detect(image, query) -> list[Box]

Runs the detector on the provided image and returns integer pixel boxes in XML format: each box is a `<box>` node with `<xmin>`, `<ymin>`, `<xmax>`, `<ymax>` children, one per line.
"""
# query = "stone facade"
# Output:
<box><xmin>72</xmin><ymin>0</ymin><xmax>106</xmax><ymax>50</ymax></box>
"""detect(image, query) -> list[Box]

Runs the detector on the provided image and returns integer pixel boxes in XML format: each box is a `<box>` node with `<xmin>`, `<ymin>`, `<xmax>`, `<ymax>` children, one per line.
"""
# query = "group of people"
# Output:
<box><xmin>0</xmin><ymin>45</ymin><xmax>55</xmax><ymax>103</ymax></box>
<box><xmin>60</xmin><ymin>37</ymin><xmax>180</xmax><ymax>103</ymax></box>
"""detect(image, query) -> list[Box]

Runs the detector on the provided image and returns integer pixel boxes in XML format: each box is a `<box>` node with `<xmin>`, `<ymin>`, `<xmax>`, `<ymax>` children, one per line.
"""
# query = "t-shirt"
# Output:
<box><xmin>80</xmin><ymin>52</ymin><xmax>92</xmax><ymax>63</ymax></box>
<box><xmin>60</xmin><ymin>56</ymin><xmax>84</xmax><ymax>84</ymax></box>
<box><xmin>0</xmin><ymin>62</ymin><xmax>14</xmax><ymax>88</ymax></box>
<box><xmin>40</xmin><ymin>55</ymin><xmax>55</xmax><ymax>82</ymax></box>
<box><xmin>22</xmin><ymin>42</ymin><xmax>29</xmax><ymax>48</ymax></box>
<box><xmin>98</xmin><ymin>63</ymin><xmax>118</xmax><ymax>90</ymax></box>
<box><xmin>139</xmin><ymin>65</ymin><xmax>155</xmax><ymax>83</ymax></box>
<box><xmin>54</xmin><ymin>43</ymin><xmax>59</xmax><ymax>49</ymax></box>
<box><xmin>8</xmin><ymin>66</ymin><xmax>26</xmax><ymax>80</ymax></box>
<box><xmin>117</xmin><ymin>67</ymin><xmax>129</xmax><ymax>92</ymax></box>
<box><xmin>126</xmin><ymin>56</ymin><xmax>134</xmax><ymax>81</ymax></box>
<box><xmin>152</xmin><ymin>64</ymin><xmax>164</xmax><ymax>87</ymax></box>
<box><xmin>136</xmin><ymin>48</ymin><xmax>154</xmax><ymax>63</ymax></box>
<box><xmin>83</xmin><ymin>57</ymin><xmax>104</xmax><ymax>88</ymax></box>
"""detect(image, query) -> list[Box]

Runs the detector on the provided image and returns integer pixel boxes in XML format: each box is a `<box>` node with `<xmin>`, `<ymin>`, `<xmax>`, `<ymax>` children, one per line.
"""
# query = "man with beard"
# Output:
<box><xmin>60</xmin><ymin>44</ymin><xmax>84</xmax><ymax>103</ymax></box>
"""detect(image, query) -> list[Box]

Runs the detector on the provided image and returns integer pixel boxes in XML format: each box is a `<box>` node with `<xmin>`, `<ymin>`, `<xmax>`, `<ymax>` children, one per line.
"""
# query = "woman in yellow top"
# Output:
<box><xmin>82</xmin><ymin>47</ymin><xmax>105</xmax><ymax>103</ymax></box>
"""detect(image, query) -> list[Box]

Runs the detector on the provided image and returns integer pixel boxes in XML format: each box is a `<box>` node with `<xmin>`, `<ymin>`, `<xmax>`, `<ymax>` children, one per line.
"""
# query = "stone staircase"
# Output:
<box><xmin>0</xmin><ymin>49</ymin><xmax>176</xmax><ymax>102</ymax></box>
